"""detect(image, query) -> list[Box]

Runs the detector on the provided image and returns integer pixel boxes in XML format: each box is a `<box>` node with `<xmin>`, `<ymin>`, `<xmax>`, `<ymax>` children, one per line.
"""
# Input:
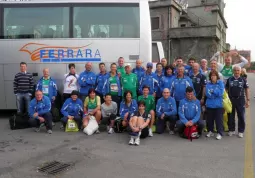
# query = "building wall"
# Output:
<box><xmin>188</xmin><ymin>6</ymin><xmax>217</xmax><ymax>26</ymax></box>
<box><xmin>170</xmin><ymin>37</ymin><xmax>219</xmax><ymax>63</ymax></box>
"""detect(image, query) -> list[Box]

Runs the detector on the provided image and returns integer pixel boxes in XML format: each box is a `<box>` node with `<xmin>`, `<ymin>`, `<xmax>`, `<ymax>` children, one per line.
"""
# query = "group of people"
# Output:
<box><xmin>13</xmin><ymin>51</ymin><xmax>250</xmax><ymax>145</ymax></box>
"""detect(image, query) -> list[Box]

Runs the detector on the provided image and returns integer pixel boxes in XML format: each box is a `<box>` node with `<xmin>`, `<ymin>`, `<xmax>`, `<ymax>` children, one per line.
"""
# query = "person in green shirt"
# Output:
<box><xmin>137</xmin><ymin>85</ymin><xmax>155</xmax><ymax>137</ymax></box>
<box><xmin>117</xmin><ymin>57</ymin><xmax>125</xmax><ymax>77</ymax></box>
<box><xmin>121</xmin><ymin>63</ymin><xmax>138</xmax><ymax>100</ymax></box>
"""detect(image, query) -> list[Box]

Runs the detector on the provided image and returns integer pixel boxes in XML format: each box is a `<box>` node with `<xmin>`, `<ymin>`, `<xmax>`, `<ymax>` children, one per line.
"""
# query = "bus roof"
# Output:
<box><xmin>0</xmin><ymin>0</ymin><xmax>148</xmax><ymax>3</ymax></box>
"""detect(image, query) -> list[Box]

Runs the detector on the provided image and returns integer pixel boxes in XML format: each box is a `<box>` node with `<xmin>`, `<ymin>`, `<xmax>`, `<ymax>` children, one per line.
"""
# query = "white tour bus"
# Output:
<box><xmin>0</xmin><ymin>0</ymin><xmax>164</xmax><ymax>110</ymax></box>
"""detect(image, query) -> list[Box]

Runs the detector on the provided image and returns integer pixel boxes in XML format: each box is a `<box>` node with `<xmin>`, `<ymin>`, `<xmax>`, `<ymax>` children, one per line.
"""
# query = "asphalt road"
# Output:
<box><xmin>0</xmin><ymin>74</ymin><xmax>254</xmax><ymax>178</ymax></box>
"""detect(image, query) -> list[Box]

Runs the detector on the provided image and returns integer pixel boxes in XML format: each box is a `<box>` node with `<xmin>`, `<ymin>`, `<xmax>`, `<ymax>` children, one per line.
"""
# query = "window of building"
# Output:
<box><xmin>152</xmin><ymin>43</ymin><xmax>160</xmax><ymax>63</ymax></box>
<box><xmin>73</xmin><ymin>4</ymin><xmax>140</xmax><ymax>38</ymax></box>
<box><xmin>151</xmin><ymin>17</ymin><xmax>160</xmax><ymax>30</ymax></box>
<box><xmin>3</xmin><ymin>7</ymin><xmax>69</xmax><ymax>39</ymax></box>
<box><xmin>180</xmin><ymin>24</ymin><xmax>186</xmax><ymax>27</ymax></box>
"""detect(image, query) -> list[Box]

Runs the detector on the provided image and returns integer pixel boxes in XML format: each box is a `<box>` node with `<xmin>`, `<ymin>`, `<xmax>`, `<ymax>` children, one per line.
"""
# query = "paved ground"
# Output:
<box><xmin>0</xmin><ymin>74</ymin><xmax>254</xmax><ymax>178</ymax></box>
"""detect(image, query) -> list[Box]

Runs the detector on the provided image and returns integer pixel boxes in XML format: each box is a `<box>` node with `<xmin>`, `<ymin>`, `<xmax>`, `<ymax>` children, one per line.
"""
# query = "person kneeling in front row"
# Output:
<box><xmin>29</xmin><ymin>90</ymin><xmax>53</xmax><ymax>134</ymax></box>
<box><xmin>128</xmin><ymin>101</ymin><xmax>151</xmax><ymax>146</ymax></box>
<box><xmin>61</xmin><ymin>90</ymin><xmax>84</xmax><ymax>130</ymax></box>
<box><xmin>177</xmin><ymin>87</ymin><xmax>204</xmax><ymax>137</ymax></box>
<box><xmin>101</xmin><ymin>94</ymin><xmax>118</xmax><ymax>134</ymax></box>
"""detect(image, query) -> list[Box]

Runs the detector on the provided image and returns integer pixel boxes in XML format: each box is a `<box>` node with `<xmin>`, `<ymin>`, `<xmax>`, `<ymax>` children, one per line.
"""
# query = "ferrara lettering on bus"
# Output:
<box><xmin>19</xmin><ymin>43</ymin><xmax>101</xmax><ymax>62</ymax></box>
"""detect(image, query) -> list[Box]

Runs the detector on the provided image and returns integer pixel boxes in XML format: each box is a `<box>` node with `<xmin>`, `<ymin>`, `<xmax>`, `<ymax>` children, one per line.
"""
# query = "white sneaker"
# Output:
<box><xmin>129</xmin><ymin>137</ymin><xmax>135</xmax><ymax>145</ymax></box>
<box><xmin>108</xmin><ymin>128</ymin><xmax>114</xmax><ymax>134</ymax></box>
<box><xmin>47</xmin><ymin>130</ymin><xmax>53</xmax><ymax>134</ymax></box>
<box><xmin>216</xmin><ymin>134</ymin><xmax>222</xmax><ymax>140</ymax></box>
<box><xmin>238</xmin><ymin>133</ymin><xmax>244</xmax><ymax>138</ymax></box>
<box><xmin>228</xmin><ymin>131</ymin><xmax>235</xmax><ymax>136</ymax></box>
<box><xmin>206</xmin><ymin>131</ymin><xmax>214</xmax><ymax>137</ymax></box>
<box><xmin>149</xmin><ymin>128</ymin><xmax>153</xmax><ymax>137</ymax></box>
<box><xmin>169</xmin><ymin>130</ymin><xmax>175</xmax><ymax>135</ymax></box>
<box><xmin>95</xmin><ymin>129</ymin><xmax>100</xmax><ymax>134</ymax></box>
<box><xmin>134</xmin><ymin>137</ymin><xmax>140</xmax><ymax>146</ymax></box>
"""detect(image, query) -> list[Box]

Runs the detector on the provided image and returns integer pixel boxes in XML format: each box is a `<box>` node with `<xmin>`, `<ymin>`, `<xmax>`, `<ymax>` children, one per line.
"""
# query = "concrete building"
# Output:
<box><xmin>150</xmin><ymin>0</ymin><xmax>230</xmax><ymax>64</ymax></box>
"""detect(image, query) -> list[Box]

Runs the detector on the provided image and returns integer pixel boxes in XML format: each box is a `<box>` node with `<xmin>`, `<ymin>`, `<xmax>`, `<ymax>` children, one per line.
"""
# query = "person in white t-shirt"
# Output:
<box><xmin>63</xmin><ymin>63</ymin><xmax>79</xmax><ymax>102</ymax></box>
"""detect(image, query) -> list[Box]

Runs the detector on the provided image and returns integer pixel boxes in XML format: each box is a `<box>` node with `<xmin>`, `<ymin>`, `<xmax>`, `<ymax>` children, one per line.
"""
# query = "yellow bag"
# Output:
<box><xmin>223</xmin><ymin>111</ymin><xmax>228</xmax><ymax>132</ymax></box>
<box><xmin>65</xmin><ymin>119</ymin><xmax>79</xmax><ymax>132</ymax></box>
<box><xmin>223</xmin><ymin>90</ymin><xmax>232</xmax><ymax>113</ymax></box>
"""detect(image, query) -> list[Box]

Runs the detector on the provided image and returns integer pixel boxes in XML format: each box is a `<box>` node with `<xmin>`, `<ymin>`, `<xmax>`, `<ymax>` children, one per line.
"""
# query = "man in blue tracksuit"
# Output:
<box><xmin>226</xmin><ymin>66</ymin><xmax>250</xmax><ymax>138</ymax></box>
<box><xmin>29</xmin><ymin>90</ymin><xmax>53</xmax><ymax>134</ymax></box>
<box><xmin>36</xmin><ymin>68</ymin><xmax>57</xmax><ymax>105</ymax></box>
<box><xmin>154</xmin><ymin>63</ymin><xmax>164</xmax><ymax>101</ymax></box>
<box><xmin>177</xmin><ymin>87</ymin><xmax>204</xmax><ymax>137</ymax></box>
<box><xmin>78</xmin><ymin>62</ymin><xmax>96</xmax><ymax>102</ymax></box>
<box><xmin>61</xmin><ymin>90</ymin><xmax>84</xmax><ymax>129</ymax></box>
<box><xmin>139</xmin><ymin>62</ymin><xmax>159</xmax><ymax>97</ymax></box>
<box><xmin>156</xmin><ymin>88</ymin><xmax>177</xmax><ymax>134</ymax></box>
<box><xmin>95</xmin><ymin>63</ymin><xmax>108</xmax><ymax>104</ymax></box>
<box><xmin>170</xmin><ymin>66</ymin><xmax>194</xmax><ymax>110</ymax></box>
<box><xmin>132</xmin><ymin>59</ymin><xmax>145</xmax><ymax>84</ymax></box>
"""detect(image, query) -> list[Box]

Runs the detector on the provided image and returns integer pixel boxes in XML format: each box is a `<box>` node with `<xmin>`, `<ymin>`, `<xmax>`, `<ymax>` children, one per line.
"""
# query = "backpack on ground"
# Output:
<box><xmin>114</xmin><ymin>117</ymin><xmax>124</xmax><ymax>133</ymax></box>
<box><xmin>83</xmin><ymin>116</ymin><xmax>99</xmax><ymax>135</ymax></box>
<box><xmin>9</xmin><ymin>113</ymin><xmax>30</xmax><ymax>130</ymax></box>
<box><xmin>183</xmin><ymin>125</ymin><xmax>199</xmax><ymax>141</ymax></box>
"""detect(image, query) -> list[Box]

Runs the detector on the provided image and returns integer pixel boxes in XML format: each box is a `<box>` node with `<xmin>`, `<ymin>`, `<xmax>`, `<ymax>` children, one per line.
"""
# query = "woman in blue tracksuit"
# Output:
<box><xmin>61</xmin><ymin>90</ymin><xmax>84</xmax><ymax>129</ymax></box>
<box><xmin>205</xmin><ymin>71</ymin><xmax>224</xmax><ymax>140</ymax></box>
<box><xmin>160</xmin><ymin>65</ymin><xmax>174</xmax><ymax>92</ymax></box>
<box><xmin>119</xmin><ymin>90</ymin><xmax>138</xmax><ymax>127</ymax></box>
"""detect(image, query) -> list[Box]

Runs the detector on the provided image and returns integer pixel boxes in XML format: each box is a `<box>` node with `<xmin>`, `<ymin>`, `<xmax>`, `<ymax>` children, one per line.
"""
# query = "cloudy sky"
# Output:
<box><xmin>224</xmin><ymin>0</ymin><xmax>254</xmax><ymax>60</ymax></box>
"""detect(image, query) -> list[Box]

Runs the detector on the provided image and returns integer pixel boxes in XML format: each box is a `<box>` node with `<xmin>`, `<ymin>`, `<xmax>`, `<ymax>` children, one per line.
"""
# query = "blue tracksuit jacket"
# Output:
<box><xmin>154</xmin><ymin>72</ymin><xmax>164</xmax><ymax>98</ymax></box>
<box><xmin>132</xmin><ymin>67</ymin><xmax>145</xmax><ymax>83</ymax></box>
<box><xmin>36</xmin><ymin>77</ymin><xmax>57</xmax><ymax>100</ymax></box>
<box><xmin>205</xmin><ymin>80</ymin><xmax>224</xmax><ymax>108</ymax></box>
<box><xmin>139</xmin><ymin>72</ymin><xmax>159</xmax><ymax>95</ymax></box>
<box><xmin>156</xmin><ymin>96</ymin><xmax>177</xmax><ymax>118</ymax></box>
<box><xmin>95</xmin><ymin>72</ymin><xmax>108</xmax><ymax>95</ymax></box>
<box><xmin>61</xmin><ymin>98</ymin><xmax>84</xmax><ymax>117</ymax></box>
<box><xmin>78</xmin><ymin>71</ymin><xmax>96</xmax><ymax>95</ymax></box>
<box><xmin>178</xmin><ymin>98</ymin><xmax>201</xmax><ymax>125</ymax></box>
<box><xmin>102</xmin><ymin>73</ymin><xmax>122</xmax><ymax>96</ymax></box>
<box><xmin>160</xmin><ymin>75</ymin><xmax>174</xmax><ymax>93</ymax></box>
<box><xmin>119</xmin><ymin>99</ymin><xmax>138</xmax><ymax>119</ymax></box>
<box><xmin>170</xmin><ymin>76</ymin><xmax>194</xmax><ymax>101</ymax></box>
<box><xmin>29</xmin><ymin>96</ymin><xmax>51</xmax><ymax>118</ymax></box>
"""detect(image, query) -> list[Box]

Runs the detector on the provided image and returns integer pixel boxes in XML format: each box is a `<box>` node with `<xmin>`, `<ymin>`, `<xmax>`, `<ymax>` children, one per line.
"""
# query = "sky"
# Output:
<box><xmin>224</xmin><ymin>0</ymin><xmax>254</xmax><ymax>60</ymax></box>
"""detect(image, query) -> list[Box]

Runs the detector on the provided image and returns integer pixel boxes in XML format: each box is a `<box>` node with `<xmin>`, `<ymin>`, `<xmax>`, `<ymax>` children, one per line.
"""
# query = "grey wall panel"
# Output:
<box><xmin>0</xmin><ymin>65</ymin><xmax>6</xmax><ymax>109</ymax></box>
<box><xmin>3</xmin><ymin>63</ymin><xmax>37</xmax><ymax>81</ymax></box>
<box><xmin>36</xmin><ymin>64</ymin><xmax>69</xmax><ymax>80</ymax></box>
<box><xmin>5</xmin><ymin>81</ymin><xmax>16</xmax><ymax>109</ymax></box>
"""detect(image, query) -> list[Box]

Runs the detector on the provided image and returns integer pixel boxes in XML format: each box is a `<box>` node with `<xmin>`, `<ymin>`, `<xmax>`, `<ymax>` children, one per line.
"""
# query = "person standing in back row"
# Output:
<box><xmin>63</xmin><ymin>63</ymin><xmax>79</xmax><ymax>102</ymax></box>
<box><xmin>121</xmin><ymin>63</ymin><xmax>138</xmax><ymax>100</ymax></box>
<box><xmin>13</xmin><ymin>62</ymin><xmax>34</xmax><ymax>114</ymax></box>
<box><xmin>78</xmin><ymin>62</ymin><xmax>96</xmax><ymax>102</ymax></box>
<box><xmin>117</xmin><ymin>57</ymin><xmax>125</xmax><ymax>77</ymax></box>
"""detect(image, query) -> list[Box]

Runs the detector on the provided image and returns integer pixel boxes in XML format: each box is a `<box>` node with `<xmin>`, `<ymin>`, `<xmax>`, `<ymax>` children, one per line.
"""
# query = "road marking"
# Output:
<box><xmin>244</xmin><ymin>107</ymin><xmax>254</xmax><ymax>178</ymax></box>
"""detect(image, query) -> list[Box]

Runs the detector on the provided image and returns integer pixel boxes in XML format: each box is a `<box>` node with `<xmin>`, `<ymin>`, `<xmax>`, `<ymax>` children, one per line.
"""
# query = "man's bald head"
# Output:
<box><xmin>43</xmin><ymin>68</ymin><xmax>49</xmax><ymax>78</ymax></box>
<box><xmin>85</xmin><ymin>62</ymin><xmax>92</xmax><ymax>71</ymax></box>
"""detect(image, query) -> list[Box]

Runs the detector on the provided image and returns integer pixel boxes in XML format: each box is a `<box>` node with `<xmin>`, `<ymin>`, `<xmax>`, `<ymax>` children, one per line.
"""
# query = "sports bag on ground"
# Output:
<box><xmin>65</xmin><ymin>119</ymin><xmax>79</xmax><ymax>132</ymax></box>
<box><xmin>114</xmin><ymin>117</ymin><xmax>124</xmax><ymax>133</ymax></box>
<box><xmin>83</xmin><ymin>116</ymin><xmax>99</xmax><ymax>135</ymax></box>
<box><xmin>183</xmin><ymin>125</ymin><xmax>199</xmax><ymax>141</ymax></box>
<box><xmin>9</xmin><ymin>113</ymin><xmax>30</xmax><ymax>130</ymax></box>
